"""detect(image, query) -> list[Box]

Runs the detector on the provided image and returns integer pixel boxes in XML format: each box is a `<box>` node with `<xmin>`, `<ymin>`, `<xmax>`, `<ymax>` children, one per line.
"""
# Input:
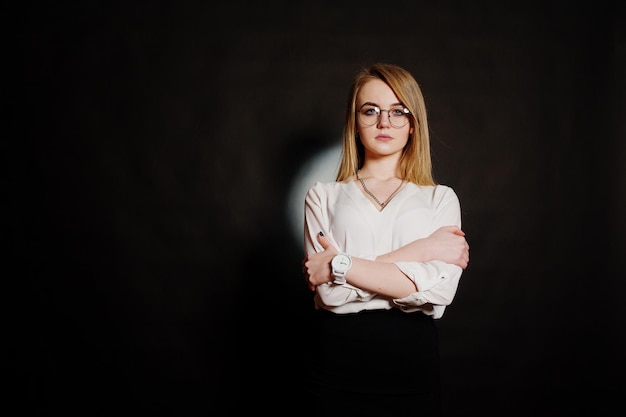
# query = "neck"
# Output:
<box><xmin>358</xmin><ymin>165</ymin><xmax>400</xmax><ymax>180</ymax></box>
<box><xmin>359</xmin><ymin>155</ymin><xmax>401</xmax><ymax>180</ymax></box>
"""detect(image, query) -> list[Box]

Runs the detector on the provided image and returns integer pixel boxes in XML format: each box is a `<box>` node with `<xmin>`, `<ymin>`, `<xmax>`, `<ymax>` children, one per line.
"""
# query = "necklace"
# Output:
<box><xmin>356</xmin><ymin>170</ymin><xmax>405</xmax><ymax>209</ymax></box>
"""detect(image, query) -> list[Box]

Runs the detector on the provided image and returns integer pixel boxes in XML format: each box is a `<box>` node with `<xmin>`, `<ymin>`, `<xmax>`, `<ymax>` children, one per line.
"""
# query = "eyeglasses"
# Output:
<box><xmin>357</xmin><ymin>104</ymin><xmax>411</xmax><ymax>128</ymax></box>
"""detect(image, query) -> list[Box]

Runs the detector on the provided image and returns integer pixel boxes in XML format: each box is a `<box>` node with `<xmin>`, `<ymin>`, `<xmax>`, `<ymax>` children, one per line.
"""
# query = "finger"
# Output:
<box><xmin>440</xmin><ymin>225</ymin><xmax>464</xmax><ymax>236</ymax></box>
<box><xmin>317</xmin><ymin>231</ymin><xmax>331</xmax><ymax>249</ymax></box>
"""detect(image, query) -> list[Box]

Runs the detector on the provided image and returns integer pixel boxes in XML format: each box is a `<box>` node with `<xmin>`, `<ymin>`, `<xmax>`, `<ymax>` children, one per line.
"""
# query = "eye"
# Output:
<box><xmin>390</xmin><ymin>107</ymin><xmax>409</xmax><ymax>116</ymax></box>
<box><xmin>362</xmin><ymin>107</ymin><xmax>379</xmax><ymax>116</ymax></box>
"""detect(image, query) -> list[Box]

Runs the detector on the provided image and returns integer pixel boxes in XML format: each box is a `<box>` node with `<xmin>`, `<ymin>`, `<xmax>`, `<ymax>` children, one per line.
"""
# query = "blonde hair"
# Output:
<box><xmin>335</xmin><ymin>63</ymin><xmax>435</xmax><ymax>186</ymax></box>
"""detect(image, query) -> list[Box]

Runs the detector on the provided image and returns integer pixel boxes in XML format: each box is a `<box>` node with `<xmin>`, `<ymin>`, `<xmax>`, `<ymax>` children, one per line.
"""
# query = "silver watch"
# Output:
<box><xmin>331</xmin><ymin>253</ymin><xmax>352</xmax><ymax>285</ymax></box>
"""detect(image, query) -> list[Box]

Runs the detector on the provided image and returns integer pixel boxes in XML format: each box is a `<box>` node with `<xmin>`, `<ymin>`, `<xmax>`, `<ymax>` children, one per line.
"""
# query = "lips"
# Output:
<box><xmin>375</xmin><ymin>134</ymin><xmax>393</xmax><ymax>142</ymax></box>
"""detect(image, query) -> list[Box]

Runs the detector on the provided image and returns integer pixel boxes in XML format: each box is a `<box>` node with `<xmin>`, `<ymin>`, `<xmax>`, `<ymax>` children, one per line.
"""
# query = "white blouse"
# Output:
<box><xmin>304</xmin><ymin>180</ymin><xmax>464</xmax><ymax>319</ymax></box>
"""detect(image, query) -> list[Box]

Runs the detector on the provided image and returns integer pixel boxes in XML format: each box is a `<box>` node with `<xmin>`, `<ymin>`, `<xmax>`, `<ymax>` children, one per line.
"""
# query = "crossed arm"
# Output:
<box><xmin>302</xmin><ymin>225</ymin><xmax>469</xmax><ymax>299</ymax></box>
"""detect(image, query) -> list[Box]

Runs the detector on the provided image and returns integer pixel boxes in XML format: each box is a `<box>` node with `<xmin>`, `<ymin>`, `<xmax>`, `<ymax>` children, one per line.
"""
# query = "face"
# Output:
<box><xmin>355</xmin><ymin>79</ymin><xmax>413</xmax><ymax>159</ymax></box>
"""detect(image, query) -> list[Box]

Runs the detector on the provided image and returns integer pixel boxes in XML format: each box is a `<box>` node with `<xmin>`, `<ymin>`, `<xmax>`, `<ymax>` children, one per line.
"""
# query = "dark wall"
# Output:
<box><xmin>6</xmin><ymin>1</ymin><xmax>625</xmax><ymax>416</ymax></box>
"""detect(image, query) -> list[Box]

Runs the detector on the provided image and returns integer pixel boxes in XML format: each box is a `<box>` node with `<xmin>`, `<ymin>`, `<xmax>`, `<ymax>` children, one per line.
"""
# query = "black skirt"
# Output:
<box><xmin>305</xmin><ymin>307</ymin><xmax>441</xmax><ymax>417</ymax></box>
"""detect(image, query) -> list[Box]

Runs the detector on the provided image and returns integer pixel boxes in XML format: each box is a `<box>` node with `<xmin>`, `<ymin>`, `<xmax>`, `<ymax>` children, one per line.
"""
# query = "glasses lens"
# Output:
<box><xmin>358</xmin><ymin>106</ymin><xmax>380</xmax><ymax>126</ymax></box>
<box><xmin>358</xmin><ymin>106</ymin><xmax>410</xmax><ymax>128</ymax></box>
<box><xmin>389</xmin><ymin>107</ymin><xmax>410</xmax><ymax>128</ymax></box>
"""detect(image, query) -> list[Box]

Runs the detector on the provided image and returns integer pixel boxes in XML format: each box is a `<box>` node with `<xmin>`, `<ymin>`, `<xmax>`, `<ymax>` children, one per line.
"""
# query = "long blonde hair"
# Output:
<box><xmin>335</xmin><ymin>63</ymin><xmax>435</xmax><ymax>186</ymax></box>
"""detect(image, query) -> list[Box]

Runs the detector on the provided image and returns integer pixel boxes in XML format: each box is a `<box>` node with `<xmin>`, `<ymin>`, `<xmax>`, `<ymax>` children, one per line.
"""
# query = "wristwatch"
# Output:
<box><xmin>331</xmin><ymin>253</ymin><xmax>352</xmax><ymax>285</ymax></box>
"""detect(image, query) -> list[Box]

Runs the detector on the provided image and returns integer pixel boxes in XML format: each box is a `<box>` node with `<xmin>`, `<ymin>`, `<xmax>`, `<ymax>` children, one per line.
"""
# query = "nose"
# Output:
<box><xmin>377</xmin><ymin>110</ymin><xmax>390</xmax><ymax>127</ymax></box>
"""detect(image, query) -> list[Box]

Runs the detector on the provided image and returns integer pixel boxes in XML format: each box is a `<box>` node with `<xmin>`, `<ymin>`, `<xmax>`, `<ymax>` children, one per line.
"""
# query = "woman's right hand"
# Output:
<box><xmin>376</xmin><ymin>225</ymin><xmax>469</xmax><ymax>269</ymax></box>
<box><xmin>423</xmin><ymin>226</ymin><xmax>470</xmax><ymax>269</ymax></box>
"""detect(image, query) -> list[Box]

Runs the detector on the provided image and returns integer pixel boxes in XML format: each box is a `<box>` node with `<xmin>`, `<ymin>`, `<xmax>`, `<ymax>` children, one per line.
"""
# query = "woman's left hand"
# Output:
<box><xmin>302</xmin><ymin>233</ymin><xmax>338</xmax><ymax>291</ymax></box>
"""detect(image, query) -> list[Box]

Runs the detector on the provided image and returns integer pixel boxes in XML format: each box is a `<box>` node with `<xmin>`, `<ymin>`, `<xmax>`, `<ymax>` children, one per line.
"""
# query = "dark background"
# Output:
<box><xmin>5</xmin><ymin>1</ymin><xmax>625</xmax><ymax>416</ymax></box>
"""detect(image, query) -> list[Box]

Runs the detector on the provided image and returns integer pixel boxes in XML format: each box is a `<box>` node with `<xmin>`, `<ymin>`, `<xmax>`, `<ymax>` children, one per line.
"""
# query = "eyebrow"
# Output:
<box><xmin>360</xmin><ymin>101</ymin><xmax>404</xmax><ymax>108</ymax></box>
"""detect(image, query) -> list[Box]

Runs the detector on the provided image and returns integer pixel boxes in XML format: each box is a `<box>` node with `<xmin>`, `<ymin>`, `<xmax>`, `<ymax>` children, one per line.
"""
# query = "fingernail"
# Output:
<box><xmin>319</xmin><ymin>231</ymin><xmax>324</xmax><ymax>236</ymax></box>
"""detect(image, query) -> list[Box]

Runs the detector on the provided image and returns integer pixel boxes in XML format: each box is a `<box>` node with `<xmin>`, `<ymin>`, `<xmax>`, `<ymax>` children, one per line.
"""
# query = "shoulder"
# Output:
<box><xmin>432</xmin><ymin>184</ymin><xmax>461</xmax><ymax>208</ymax></box>
<box><xmin>407</xmin><ymin>183</ymin><xmax>456</xmax><ymax>195</ymax></box>
<box><xmin>433</xmin><ymin>184</ymin><xmax>457</xmax><ymax>196</ymax></box>
<box><xmin>306</xmin><ymin>180</ymin><xmax>348</xmax><ymax>193</ymax></box>
<box><xmin>305</xmin><ymin>180</ymin><xmax>348</xmax><ymax>201</ymax></box>
<box><xmin>407</xmin><ymin>183</ymin><xmax>460</xmax><ymax>204</ymax></box>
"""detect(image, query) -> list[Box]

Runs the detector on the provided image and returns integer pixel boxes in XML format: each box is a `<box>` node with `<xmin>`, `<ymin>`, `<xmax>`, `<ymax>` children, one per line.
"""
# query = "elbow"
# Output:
<box><xmin>317</xmin><ymin>287</ymin><xmax>352</xmax><ymax>307</ymax></box>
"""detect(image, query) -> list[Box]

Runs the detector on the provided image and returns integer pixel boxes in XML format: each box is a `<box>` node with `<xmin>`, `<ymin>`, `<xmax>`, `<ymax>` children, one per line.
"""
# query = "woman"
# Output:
<box><xmin>302</xmin><ymin>63</ymin><xmax>470</xmax><ymax>416</ymax></box>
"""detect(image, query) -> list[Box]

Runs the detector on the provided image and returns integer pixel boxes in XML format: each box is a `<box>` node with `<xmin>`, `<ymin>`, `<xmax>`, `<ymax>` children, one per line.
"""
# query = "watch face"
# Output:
<box><xmin>332</xmin><ymin>254</ymin><xmax>351</xmax><ymax>272</ymax></box>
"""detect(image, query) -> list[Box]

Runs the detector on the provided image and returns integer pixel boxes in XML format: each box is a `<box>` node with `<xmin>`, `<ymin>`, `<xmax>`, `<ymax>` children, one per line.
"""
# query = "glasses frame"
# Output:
<box><xmin>357</xmin><ymin>104</ymin><xmax>412</xmax><ymax>128</ymax></box>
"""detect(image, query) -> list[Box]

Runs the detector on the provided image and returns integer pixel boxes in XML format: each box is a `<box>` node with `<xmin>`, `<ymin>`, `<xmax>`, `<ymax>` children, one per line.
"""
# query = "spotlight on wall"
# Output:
<box><xmin>286</xmin><ymin>143</ymin><xmax>341</xmax><ymax>247</ymax></box>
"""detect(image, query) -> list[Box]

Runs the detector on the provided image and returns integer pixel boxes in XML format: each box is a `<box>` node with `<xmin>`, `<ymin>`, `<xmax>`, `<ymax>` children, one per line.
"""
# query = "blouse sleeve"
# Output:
<box><xmin>391</xmin><ymin>185</ymin><xmax>465</xmax><ymax>318</ymax></box>
<box><xmin>304</xmin><ymin>183</ymin><xmax>378</xmax><ymax>307</ymax></box>
<box><xmin>392</xmin><ymin>261</ymin><xmax>462</xmax><ymax>318</ymax></box>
